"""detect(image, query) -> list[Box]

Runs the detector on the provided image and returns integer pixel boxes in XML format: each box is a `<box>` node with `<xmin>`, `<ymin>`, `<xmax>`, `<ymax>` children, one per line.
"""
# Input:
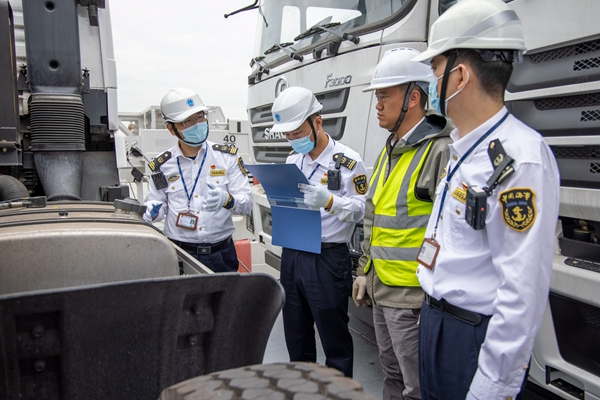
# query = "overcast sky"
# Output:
<box><xmin>109</xmin><ymin>1</ymin><xmax>258</xmax><ymax>120</ymax></box>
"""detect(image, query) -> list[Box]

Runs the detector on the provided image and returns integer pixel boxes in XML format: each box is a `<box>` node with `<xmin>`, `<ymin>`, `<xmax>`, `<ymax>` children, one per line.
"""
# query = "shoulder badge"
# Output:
<box><xmin>440</xmin><ymin>167</ymin><xmax>447</xmax><ymax>180</ymax></box>
<box><xmin>148</xmin><ymin>151</ymin><xmax>171</xmax><ymax>172</ymax></box>
<box><xmin>212</xmin><ymin>143</ymin><xmax>238</xmax><ymax>155</ymax></box>
<box><xmin>353</xmin><ymin>174</ymin><xmax>368</xmax><ymax>195</ymax></box>
<box><xmin>289</xmin><ymin>149</ymin><xmax>297</xmax><ymax>155</ymax></box>
<box><xmin>167</xmin><ymin>175</ymin><xmax>180</xmax><ymax>182</ymax></box>
<box><xmin>237</xmin><ymin>156</ymin><xmax>248</xmax><ymax>176</ymax></box>
<box><xmin>333</xmin><ymin>153</ymin><xmax>357</xmax><ymax>170</ymax></box>
<box><xmin>498</xmin><ymin>188</ymin><xmax>536</xmax><ymax>232</ymax></box>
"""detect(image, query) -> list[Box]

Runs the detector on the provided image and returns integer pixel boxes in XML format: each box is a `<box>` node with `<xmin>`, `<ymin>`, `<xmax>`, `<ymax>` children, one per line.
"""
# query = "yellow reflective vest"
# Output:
<box><xmin>364</xmin><ymin>140</ymin><xmax>435</xmax><ymax>287</ymax></box>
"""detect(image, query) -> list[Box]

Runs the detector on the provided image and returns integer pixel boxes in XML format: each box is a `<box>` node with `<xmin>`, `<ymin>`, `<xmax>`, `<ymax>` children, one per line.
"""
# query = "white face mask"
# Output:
<box><xmin>436</xmin><ymin>66</ymin><xmax>469</xmax><ymax>116</ymax></box>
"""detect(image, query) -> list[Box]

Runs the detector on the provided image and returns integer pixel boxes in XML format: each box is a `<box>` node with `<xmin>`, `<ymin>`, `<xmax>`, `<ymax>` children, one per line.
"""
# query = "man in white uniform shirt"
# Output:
<box><xmin>411</xmin><ymin>1</ymin><xmax>560</xmax><ymax>399</ymax></box>
<box><xmin>271</xmin><ymin>86</ymin><xmax>367</xmax><ymax>377</ymax></box>
<box><xmin>144</xmin><ymin>88</ymin><xmax>252</xmax><ymax>273</ymax></box>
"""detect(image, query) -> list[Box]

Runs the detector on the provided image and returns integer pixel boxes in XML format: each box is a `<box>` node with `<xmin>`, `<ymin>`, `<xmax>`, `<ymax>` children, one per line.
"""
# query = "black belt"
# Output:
<box><xmin>424</xmin><ymin>293</ymin><xmax>484</xmax><ymax>325</ymax></box>
<box><xmin>171</xmin><ymin>236</ymin><xmax>232</xmax><ymax>255</ymax></box>
<box><xmin>321</xmin><ymin>242</ymin><xmax>347</xmax><ymax>250</ymax></box>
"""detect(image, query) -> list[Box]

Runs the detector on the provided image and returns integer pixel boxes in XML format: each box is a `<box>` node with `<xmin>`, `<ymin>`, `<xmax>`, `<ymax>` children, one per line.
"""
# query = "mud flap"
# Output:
<box><xmin>0</xmin><ymin>273</ymin><xmax>284</xmax><ymax>400</ymax></box>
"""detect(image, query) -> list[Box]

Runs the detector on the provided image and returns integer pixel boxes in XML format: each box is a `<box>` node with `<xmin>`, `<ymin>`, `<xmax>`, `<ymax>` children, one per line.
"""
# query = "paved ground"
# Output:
<box><xmin>262</xmin><ymin>311</ymin><xmax>385</xmax><ymax>399</ymax></box>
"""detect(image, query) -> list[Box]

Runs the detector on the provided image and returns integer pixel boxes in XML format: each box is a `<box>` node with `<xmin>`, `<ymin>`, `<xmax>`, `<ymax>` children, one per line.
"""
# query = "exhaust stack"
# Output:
<box><xmin>23</xmin><ymin>0</ymin><xmax>85</xmax><ymax>200</ymax></box>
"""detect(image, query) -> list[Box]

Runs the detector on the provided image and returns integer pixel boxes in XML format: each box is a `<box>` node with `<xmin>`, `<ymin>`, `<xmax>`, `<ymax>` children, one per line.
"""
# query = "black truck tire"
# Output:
<box><xmin>159</xmin><ymin>362</ymin><xmax>377</xmax><ymax>400</ymax></box>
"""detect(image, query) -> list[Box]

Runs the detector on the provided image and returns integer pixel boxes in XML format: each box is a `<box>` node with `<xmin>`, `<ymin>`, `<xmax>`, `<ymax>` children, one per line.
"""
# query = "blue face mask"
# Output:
<box><xmin>428</xmin><ymin>80</ymin><xmax>442</xmax><ymax>115</ymax></box>
<box><xmin>288</xmin><ymin>131</ymin><xmax>315</xmax><ymax>154</ymax></box>
<box><xmin>181</xmin><ymin>121</ymin><xmax>209</xmax><ymax>147</ymax></box>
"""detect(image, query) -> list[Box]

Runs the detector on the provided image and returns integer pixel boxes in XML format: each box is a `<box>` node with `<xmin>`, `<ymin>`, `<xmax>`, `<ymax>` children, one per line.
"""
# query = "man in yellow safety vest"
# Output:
<box><xmin>353</xmin><ymin>47</ymin><xmax>452</xmax><ymax>400</ymax></box>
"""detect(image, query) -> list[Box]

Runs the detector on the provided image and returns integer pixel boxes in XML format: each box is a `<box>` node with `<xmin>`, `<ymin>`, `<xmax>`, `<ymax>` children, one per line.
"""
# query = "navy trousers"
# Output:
<box><xmin>184</xmin><ymin>238</ymin><xmax>239</xmax><ymax>273</ymax></box>
<box><xmin>419</xmin><ymin>301</ymin><xmax>529</xmax><ymax>400</ymax></box>
<box><xmin>280</xmin><ymin>245</ymin><xmax>354</xmax><ymax>377</ymax></box>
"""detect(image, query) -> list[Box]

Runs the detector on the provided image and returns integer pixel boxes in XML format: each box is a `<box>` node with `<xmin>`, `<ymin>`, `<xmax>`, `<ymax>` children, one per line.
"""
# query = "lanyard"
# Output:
<box><xmin>432</xmin><ymin>112</ymin><xmax>509</xmax><ymax>238</ymax></box>
<box><xmin>302</xmin><ymin>155</ymin><xmax>321</xmax><ymax>180</ymax></box>
<box><xmin>177</xmin><ymin>149</ymin><xmax>208</xmax><ymax>210</ymax></box>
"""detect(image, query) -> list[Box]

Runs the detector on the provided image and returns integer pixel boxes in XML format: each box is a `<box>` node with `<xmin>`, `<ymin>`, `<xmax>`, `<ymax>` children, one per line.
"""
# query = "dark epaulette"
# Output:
<box><xmin>333</xmin><ymin>153</ymin><xmax>357</xmax><ymax>170</ymax></box>
<box><xmin>213</xmin><ymin>143</ymin><xmax>238</xmax><ymax>155</ymax></box>
<box><xmin>148</xmin><ymin>151</ymin><xmax>171</xmax><ymax>172</ymax></box>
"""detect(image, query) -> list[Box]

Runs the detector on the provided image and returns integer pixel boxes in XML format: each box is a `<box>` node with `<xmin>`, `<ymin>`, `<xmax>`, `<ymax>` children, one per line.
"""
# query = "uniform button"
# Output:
<box><xmin>453</xmin><ymin>154</ymin><xmax>458</xmax><ymax>161</ymax></box>
<box><xmin>342</xmin><ymin>218</ymin><xmax>347</xmax><ymax>222</ymax></box>
<box><xmin>198</xmin><ymin>227</ymin><xmax>202</xmax><ymax>231</ymax></box>
<box><xmin>196</xmin><ymin>210</ymin><xmax>200</xmax><ymax>214</ymax></box>
<box><xmin>171</xmin><ymin>186</ymin><xmax>175</xmax><ymax>190</ymax></box>
<box><xmin>194</xmin><ymin>194</ymin><xmax>198</xmax><ymax>198</ymax></box>
<box><xmin>456</xmin><ymin>209</ymin><xmax>461</xmax><ymax>215</ymax></box>
<box><xmin>506</xmin><ymin>397</ymin><xmax>513</xmax><ymax>400</ymax></box>
<box><xmin>330</xmin><ymin>210</ymin><xmax>335</xmax><ymax>215</ymax></box>
<box><xmin>216</xmin><ymin>180</ymin><xmax>220</xmax><ymax>184</ymax></box>
<box><xmin>193</xmin><ymin>161</ymin><xmax>197</xmax><ymax>165</ymax></box>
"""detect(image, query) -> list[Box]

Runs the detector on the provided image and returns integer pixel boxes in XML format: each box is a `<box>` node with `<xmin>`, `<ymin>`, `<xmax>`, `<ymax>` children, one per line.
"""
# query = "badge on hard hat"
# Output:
<box><xmin>187</xmin><ymin>98</ymin><xmax>194</xmax><ymax>107</ymax></box>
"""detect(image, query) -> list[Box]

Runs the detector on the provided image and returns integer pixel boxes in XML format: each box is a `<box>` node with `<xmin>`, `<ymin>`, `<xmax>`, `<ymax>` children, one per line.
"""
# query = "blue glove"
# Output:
<box><xmin>298</xmin><ymin>183</ymin><xmax>333</xmax><ymax>209</ymax></box>
<box><xmin>144</xmin><ymin>200</ymin><xmax>163</xmax><ymax>222</ymax></box>
<box><xmin>206</xmin><ymin>182</ymin><xmax>229</xmax><ymax>212</ymax></box>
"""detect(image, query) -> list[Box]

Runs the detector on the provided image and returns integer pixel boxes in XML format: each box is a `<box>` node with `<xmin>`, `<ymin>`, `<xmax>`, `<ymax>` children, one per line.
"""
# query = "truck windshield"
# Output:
<box><xmin>255</xmin><ymin>0</ymin><xmax>406</xmax><ymax>61</ymax></box>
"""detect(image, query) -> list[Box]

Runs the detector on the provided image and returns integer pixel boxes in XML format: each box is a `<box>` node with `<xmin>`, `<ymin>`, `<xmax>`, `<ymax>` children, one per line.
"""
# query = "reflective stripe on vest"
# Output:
<box><xmin>365</xmin><ymin>140</ymin><xmax>434</xmax><ymax>287</ymax></box>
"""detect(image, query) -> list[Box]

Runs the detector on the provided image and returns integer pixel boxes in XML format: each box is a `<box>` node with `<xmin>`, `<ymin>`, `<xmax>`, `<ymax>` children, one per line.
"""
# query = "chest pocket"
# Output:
<box><xmin>444</xmin><ymin>191</ymin><xmax>486</xmax><ymax>253</ymax></box>
<box><xmin>164</xmin><ymin>178</ymin><xmax>188</xmax><ymax>212</ymax></box>
<box><xmin>206</xmin><ymin>167</ymin><xmax>230</xmax><ymax>188</ymax></box>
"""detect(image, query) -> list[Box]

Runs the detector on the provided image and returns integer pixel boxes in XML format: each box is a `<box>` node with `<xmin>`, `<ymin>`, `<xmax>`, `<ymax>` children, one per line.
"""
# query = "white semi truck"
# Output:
<box><xmin>242</xmin><ymin>0</ymin><xmax>600</xmax><ymax>398</ymax></box>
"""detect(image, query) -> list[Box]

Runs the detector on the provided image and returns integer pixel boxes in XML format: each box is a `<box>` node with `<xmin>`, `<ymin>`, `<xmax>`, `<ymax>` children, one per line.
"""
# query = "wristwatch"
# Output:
<box><xmin>224</xmin><ymin>194</ymin><xmax>235</xmax><ymax>210</ymax></box>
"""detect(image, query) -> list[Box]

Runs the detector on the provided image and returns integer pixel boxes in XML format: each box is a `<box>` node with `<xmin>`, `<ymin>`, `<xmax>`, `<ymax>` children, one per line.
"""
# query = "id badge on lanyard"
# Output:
<box><xmin>175</xmin><ymin>150</ymin><xmax>207</xmax><ymax>231</ymax></box>
<box><xmin>417</xmin><ymin>237</ymin><xmax>440</xmax><ymax>270</ymax></box>
<box><xmin>176</xmin><ymin>212</ymin><xmax>198</xmax><ymax>230</ymax></box>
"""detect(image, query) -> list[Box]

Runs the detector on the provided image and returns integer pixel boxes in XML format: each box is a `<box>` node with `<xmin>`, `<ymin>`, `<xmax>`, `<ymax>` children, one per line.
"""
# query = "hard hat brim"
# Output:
<box><xmin>411</xmin><ymin>50</ymin><xmax>437</xmax><ymax>64</ymax></box>
<box><xmin>167</xmin><ymin>105</ymin><xmax>210</xmax><ymax>123</ymax></box>
<box><xmin>271</xmin><ymin>119</ymin><xmax>303</xmax><ymax>134</ymax></box>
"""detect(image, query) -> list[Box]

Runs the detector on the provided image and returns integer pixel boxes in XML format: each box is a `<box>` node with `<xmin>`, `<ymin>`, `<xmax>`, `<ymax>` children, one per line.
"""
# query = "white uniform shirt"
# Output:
<box><xmin>286</xmin><ymin>134</ymin><xmax>367</xmax><ymax>243</ymax></box>
<box><xmin>145</xmin><ymin>141</ymin><xmax>252</xmax><ymax>244</ymax></box>
<box><xmin>416</xmin><ymin>107</ymin><xmax>560</xmax><ymax>399</ymax></box>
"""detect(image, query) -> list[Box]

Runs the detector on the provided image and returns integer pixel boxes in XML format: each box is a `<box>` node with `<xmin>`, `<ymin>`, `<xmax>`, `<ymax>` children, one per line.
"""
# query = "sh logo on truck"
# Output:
<box><xmin>262</xmin><ymin>127</ymin><xmax>285</xmax><ymax>140</ymax></box>
<box><xmin>325</xmin><ymin>73</ymin><xmax>352</xmax><ymax>88</ymax></box>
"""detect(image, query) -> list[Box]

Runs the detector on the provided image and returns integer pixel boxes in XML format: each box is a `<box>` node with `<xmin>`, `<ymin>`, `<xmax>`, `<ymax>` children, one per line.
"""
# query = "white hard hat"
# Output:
<box><xmin>412</xmin><ymin>0</ymin><xmax>526</xmax><ymax>63</ymax></box>
<box><xmin>160</xmin><ymin>87</ymin><xmax>209</xmax><ymax>123</ymax></box>
<box><xmin>363</xmin><ymin>48</ymin><xmax>433</xmax><ymax>93</ymax></box>
<box><xmin>271</xmin><ymin>87</ymin><xmax>323</xmax><ymax>133</ymax></box>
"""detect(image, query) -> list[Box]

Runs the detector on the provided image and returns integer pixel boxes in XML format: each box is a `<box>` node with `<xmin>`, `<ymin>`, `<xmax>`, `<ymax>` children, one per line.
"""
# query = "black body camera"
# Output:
<box><xmin>151</xmin><ymin>171</ymin><xmax>168</xmax><ymax>190</ymax></box>
<box><xmin>465</xmin><ymin>186</ymin><xmax>487</xmax><ymax>230</ymax></box>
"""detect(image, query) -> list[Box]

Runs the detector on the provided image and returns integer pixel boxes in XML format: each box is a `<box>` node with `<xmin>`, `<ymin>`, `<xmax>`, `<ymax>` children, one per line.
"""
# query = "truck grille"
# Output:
<box><xmin>529</xmin><ymin>39</ymin><xmax>600</xmax><ymax>64</ymax></box>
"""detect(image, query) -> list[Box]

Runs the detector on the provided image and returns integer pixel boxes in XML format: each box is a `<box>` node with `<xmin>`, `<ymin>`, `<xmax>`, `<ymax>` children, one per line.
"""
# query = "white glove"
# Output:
<box><xmin>352</xmin><ymin>276</ymin><xmax>371</xmax><ymax>307</ymax></box>
<box><xmin>298</xmin><ymin>183</ymin><xmax>333</xmax><ymax>209</ymax></box>
<box><xmin>206</xmin><ymin>182</ymin><xmax>229</xmax><ymax>212</ymax></box>
<box><xmin>144</xmin><ymin>200</ymin><xmax>163</xmax><ymax>222</ymax></box>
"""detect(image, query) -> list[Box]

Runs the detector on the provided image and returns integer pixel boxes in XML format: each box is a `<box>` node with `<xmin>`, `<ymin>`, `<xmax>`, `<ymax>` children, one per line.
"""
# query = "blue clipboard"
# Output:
<box><xmin>245</xmin><ymin>164</ymin><xmax>322</xmax><ymax>254</ymax></box>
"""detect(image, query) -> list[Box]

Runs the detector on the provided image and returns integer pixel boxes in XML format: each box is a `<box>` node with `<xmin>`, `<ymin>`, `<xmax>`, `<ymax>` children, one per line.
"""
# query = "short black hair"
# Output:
<box><xmin>444</xmin><ymin>49</ymin><xmax>513</xmax><ymax>102</ymax></box>
<box><xmin>396</xmin><ymin>84</ymin><xmax>427</xmax><ymax>111</ymax></box>
<box><xmin>415</xmin><ymin>86</ymin><xmax>428</xmax><ymax>110</ymax></box>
